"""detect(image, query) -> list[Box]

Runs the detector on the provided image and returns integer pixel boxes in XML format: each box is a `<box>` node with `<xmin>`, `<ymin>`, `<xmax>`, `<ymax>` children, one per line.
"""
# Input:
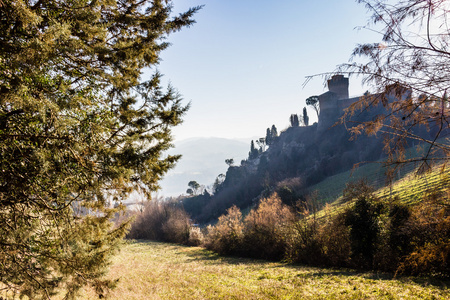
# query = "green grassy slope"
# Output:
<box><xmin>307</xmin><ymin>155</ymin><xmax>450</xmax><ymax>224</ymax></box>
<box><xmin>308</xmin><ymin>141</ymin><xmax>435</xmax><ymax>206</ymax></box>
<box><xmin>308</xmin><ymin>161</ymin><xmax>415</xmax><ymax>205</ymax></box>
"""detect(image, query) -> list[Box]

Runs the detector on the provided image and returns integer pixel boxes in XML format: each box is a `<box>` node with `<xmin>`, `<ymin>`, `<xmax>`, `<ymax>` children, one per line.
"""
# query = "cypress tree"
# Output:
<box><xmin>290</xmin><ymin>114</ymin><xmax>299</xmax><ymax>127</ymax></box>
<box><xmin>249</xmin><ymin>140</ymin><xmax>259</xmax><ymax>159</ymax></box>
<box><xmin>271</xmin><ymin>124</ymin><xmax>278</xmax><ymax>138</ymax></box>
<box><xmin>303</xmin><ymin>107</ymin><xmax>309</xmax><ymax>126</ymax></box>
<box><xmin>265</xmin><ymin>127</ymin><xmax>272</xmax><ymax>145</ymax></box>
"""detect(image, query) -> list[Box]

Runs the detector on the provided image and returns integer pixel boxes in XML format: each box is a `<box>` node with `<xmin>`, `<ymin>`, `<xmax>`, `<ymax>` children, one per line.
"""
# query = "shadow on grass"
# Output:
<box><xmin>129</xmin><ymin>240</ymin><xmax>449</xmax><ymax>290</ymax></box>
<box><xmin>176</xmin><ymin>242</ymin><xmax>450</xmax><ymax>290</ymax></box>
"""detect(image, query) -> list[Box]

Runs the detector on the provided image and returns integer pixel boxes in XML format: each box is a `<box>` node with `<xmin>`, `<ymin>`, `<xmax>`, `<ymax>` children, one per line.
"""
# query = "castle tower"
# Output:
<box><xmin>327</xmin><ymin>75</ymin><xmax>349</xmax><ymax>100</ymax></box>
<box><xmin>317</xmin><ymin>75</ymin><xmax>350</xmax><ymax>131</ymax></box>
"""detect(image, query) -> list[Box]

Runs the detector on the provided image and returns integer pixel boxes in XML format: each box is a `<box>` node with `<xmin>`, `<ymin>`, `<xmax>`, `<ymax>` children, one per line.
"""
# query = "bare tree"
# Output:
<box><xmin>333</xmin><ymin>0</ymin><xmax>450</xmax><ymax>173</ymax></box>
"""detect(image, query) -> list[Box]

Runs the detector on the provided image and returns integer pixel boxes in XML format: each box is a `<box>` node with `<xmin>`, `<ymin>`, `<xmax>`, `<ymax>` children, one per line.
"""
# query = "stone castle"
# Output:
<box><xmin>317</xmin><ymin>75</ymin><xmax>359</xmax><ymax>130</ymax></box>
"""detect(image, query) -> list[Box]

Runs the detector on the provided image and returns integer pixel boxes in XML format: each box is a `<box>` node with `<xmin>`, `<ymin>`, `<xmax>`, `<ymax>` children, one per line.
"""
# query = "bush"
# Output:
<box><xmin>345</xmin><ymin>196</ymin><xmax>384</xmax><ymax>268</ymax></box>
<box><xmin>127</xmin><ymin>200</ymin><xmax>192</xmax><ymax>244</ymax></box>
<box><xmin>204</xmin><ymin>206</ymin><xmax>244</xmax><ymax>255</ymax></box>
<box><xmin>188</xmin><ymin>226</ymin><xmax>204</xmax><ymax>246</ymax></box>
<box><xmin>397</xmin><ymin>192</ymin><xmax>450</xmax><ymax>277</ymax></box>
<box><xmin>318</xmin><ymin>212</ymin><xmax>351</xmax><ymax>267</ymax></box>
<box><xmin>341</xmin><ymin>180</ymin><xmax>384</xmax><ymax>269</ymax></box>
<box><xmin>242</xmin><ymin>194</ymin><xmax>296</xmax><ymax>260</ymax></box>
<box><xmin>373</xmin><ymin>202</ymin><xmax>413</xmax><ymax>272</ymax></box>
<box><xmin>161</xmin><ymin>208</ymin><xmax>191</xmax><ymax>244</ymax></box>
<box><xmin>284</xmin><ymin>218</ymin><xmax>323</xmax><ymax>265</ymax></box>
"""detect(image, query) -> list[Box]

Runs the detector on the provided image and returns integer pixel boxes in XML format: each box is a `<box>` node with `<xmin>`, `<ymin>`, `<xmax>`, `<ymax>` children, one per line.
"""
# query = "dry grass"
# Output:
<box><xmin>72</xmin><ymin>240</ymin><xmax>449</xmax><ymax>300</ymax></box>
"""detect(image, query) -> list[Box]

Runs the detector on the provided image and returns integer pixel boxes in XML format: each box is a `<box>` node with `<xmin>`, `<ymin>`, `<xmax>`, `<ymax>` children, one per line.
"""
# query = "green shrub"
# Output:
<box><xmin>345</xmin><ymin>196</ymin><xmax>384</xmax><ymax>269</ymax></box>
<box><xmin>342</xmin><ymin>180</ymin><xmax>384</xmax><ymax>269</ymax></box>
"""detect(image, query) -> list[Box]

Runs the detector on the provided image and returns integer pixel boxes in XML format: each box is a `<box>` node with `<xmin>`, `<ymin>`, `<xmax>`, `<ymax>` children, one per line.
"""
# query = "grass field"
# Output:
<box><xmin>72</xmin><ymin>240</ymin><xmax>449</xmax><ymax>300</ymax></box>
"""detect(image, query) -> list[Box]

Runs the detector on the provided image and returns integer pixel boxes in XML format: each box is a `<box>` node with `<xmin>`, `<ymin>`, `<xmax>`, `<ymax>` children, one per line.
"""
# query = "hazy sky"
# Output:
<box><xmin>150</xmin><ymin>0</ymin><xmax>381</xmax><ymax>142</ymax></box>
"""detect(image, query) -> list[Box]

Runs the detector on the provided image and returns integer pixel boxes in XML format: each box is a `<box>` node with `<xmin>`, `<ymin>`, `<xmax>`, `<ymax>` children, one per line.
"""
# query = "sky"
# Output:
<box><xmin>149</xmin><ymin>0</ymin><xmax>382</xmax><ymax>142</ymax></box>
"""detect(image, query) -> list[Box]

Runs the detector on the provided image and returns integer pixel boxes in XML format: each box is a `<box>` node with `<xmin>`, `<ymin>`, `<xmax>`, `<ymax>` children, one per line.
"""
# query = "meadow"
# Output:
<box><xmin>74</xmin><ymin>240</ymin><xmax>449</xmax><ymax>300</ymax></box>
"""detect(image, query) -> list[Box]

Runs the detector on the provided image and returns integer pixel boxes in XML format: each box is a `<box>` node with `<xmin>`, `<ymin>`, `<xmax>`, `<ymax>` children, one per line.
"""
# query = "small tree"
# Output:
<box><xmin>188</xmin><ymin>181</ymin><xmax>201</xmax><ymax>195</ymax></box>
<box><xmin>243</xmin><ymin>194</ymin><xmax>296</xmax><ymax>260</ymax></box>
<box><xmin>256</xmin><ymin>137</ymin><xmax>266</xmax><ymax>152</ymax></box>
<box><xmin>249</xmin><ymin>140</ymin><xmax>259</xmax><ymax>160</ymax></box>
<box><xmin>213</xmin><ymin>173</ymin><xmax>226</xmax><ymax>194</ymax></box>
<box><xmin>225</xmin><ymin>158</ymin><xmax>234</xmax><ymax>167</ymax></box>
<box><xmin>290</xmin><ymin>114</ymin><xmax>300</xmax><ymax>127</ymax></box>
<box><xmin>303</xmin><ymin>107</ymin><xmax>309</xmax><ymax>126</ymax></box>
<box><xmin>204</xmin><ymin>206</ymin><xmax>244</xmax><ymax>255</ymax></box>
<box><xmin>271</xmin><ymin>125</ymin><xmax>278</xmax><ymax>138</ymax></box>
<box><xmin>306</xmin><ymin>96</ymin><xmax>320</xmax><ymax>119</ymax></box>
<box><xmin>343</xmin><ymin>181</ymin><xmax>383</xmax><ymax>268</ymax></box>
<box><xmin>265</xmin><ymin>128</ymin><xmax>273</xmax><ymax>145</ymax></box>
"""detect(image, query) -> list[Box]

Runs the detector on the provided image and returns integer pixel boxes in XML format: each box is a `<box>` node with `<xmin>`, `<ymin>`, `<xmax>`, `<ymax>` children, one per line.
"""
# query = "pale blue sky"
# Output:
<box><xmin>152</xmin><ymin>0</ymin><xmax>381</xmax><ymax>142</ymax></box>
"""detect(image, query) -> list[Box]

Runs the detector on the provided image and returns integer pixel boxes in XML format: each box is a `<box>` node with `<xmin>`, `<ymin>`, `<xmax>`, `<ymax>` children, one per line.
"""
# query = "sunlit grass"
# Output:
<box><xmin>310</xmin><ymin>160</ymin><xmax>450</xmax><ymax>220</ymax></box>
<box><xmin>73</xmin><ymin>240</ymin><xmax>448</xmax><ymax>300</ymax></box>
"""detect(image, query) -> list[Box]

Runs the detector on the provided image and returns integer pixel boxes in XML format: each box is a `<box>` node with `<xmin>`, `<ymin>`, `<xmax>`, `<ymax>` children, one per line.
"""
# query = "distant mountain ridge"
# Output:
<box><xmin>159</xmin><ymin>137</ymin><xmax>250</xmax><ymax>196</ymax></box>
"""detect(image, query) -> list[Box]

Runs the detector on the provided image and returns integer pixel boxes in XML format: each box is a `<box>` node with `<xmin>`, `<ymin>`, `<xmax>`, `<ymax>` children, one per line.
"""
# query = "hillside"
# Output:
<box><xmin>179</xmin><ymin>77</ymin><xmax>441</xmax><ymax>224</ymax></box>
<box><xmin>182</xmin><ymin>121</ymin><xmax>390</xmax><ymax>223</ymax></box>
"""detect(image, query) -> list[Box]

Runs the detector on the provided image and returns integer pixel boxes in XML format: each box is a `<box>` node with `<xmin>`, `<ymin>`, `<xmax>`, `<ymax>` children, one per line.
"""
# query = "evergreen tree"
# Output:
<box><xmin>271</xmin><ymin>124</ymin><xmax>278</xmax><ymax>138</ymax></box>
<box><xmin>303</xmin><ymin>107</ymin><xmax>309</xmax><ymax>126</ymax></box>
<box><xmin>306</xmin><ymin>95</ymin><xmax>320</xmax><ymax>119</ymax></box>
<box><xmin>188</xmin><ymin>181</ymin><xmax>201</xmax><ymax>195</ymax></box>
<box><xmin>225</xmin><ymin>158</ymin><xmax>235</xmax><ymax>167</ymax></box>
<box><xmin>265</xmin><ymin>127</ymin><xmax>272</xmax><ymax>145</ymax></box>
<box><xmin>290</xmin><ymin>114</ymin><xmax>300</xmax><ymax>127</ymax></box>
<box><xmin>249</xmin><ymin>140</ymin><xmax>259</xmax><ymax>160</ymax></box>
<box><xmin>0</xmin><ymin>1</ymin><xmax>200</xmax><ymax>298</ymax></box>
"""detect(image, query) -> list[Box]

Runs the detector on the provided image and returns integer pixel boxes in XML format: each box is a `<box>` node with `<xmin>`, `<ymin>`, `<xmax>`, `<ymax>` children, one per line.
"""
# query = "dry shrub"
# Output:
<box><xmin>127</xmin><ymin>201</ymin><xmax>167</xmax><ymax>240</ymax></box>
<box><xmin>397</xmin><ymin>193</ymin><xmax>450</xmax><ymax>277</ymax></box>
<box><xmin>204</xmin><ymin>205</ymin><xmax>244</xmax><ymax>255</ymax></box>
<box><xmin>188</xmin><ymin>226</ymin><xmax>204</xmax><ymax>246</ymax></box>
<box><xmin>161</xmin><ymin>208</ymin><xmax>191</xmax><ymax>244</ymax></box>
<box><xmin>127</xmin><ymin>200</ymin><xmax>192</xmax><ymax>244</ymax></box>
<box><xmin>284</xmin><ymin>218</ymin><xmax>322</xmax><ymax>264</ymax></box>
<box><xmin>243</xmin><ymin>193</ymin><xmax>296</xmax><ymax>260</ymax></box>
<box><xmin>318</xmin><ymin>213</ymin><xmax>351</xmax><ymax>267</ymax></box>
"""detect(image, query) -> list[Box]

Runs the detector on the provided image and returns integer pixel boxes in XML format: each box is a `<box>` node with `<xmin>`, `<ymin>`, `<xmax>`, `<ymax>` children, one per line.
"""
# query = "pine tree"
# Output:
<box><xmin>0</xmin><ymin>1</ymin><xmax>200</xmax><ymax>298</ymax></box>
<box><xmin>306</xmin><ymin>96</ymin><xmax>320</xmax><ymax>119</ymax></box>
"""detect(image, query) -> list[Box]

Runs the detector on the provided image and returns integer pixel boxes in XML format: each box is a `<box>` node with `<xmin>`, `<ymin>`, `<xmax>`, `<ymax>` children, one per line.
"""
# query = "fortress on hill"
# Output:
<box><xmin>317</xmin><ymin>75</ymin><xmax>360</xmax><ymax>130</ymax></box>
